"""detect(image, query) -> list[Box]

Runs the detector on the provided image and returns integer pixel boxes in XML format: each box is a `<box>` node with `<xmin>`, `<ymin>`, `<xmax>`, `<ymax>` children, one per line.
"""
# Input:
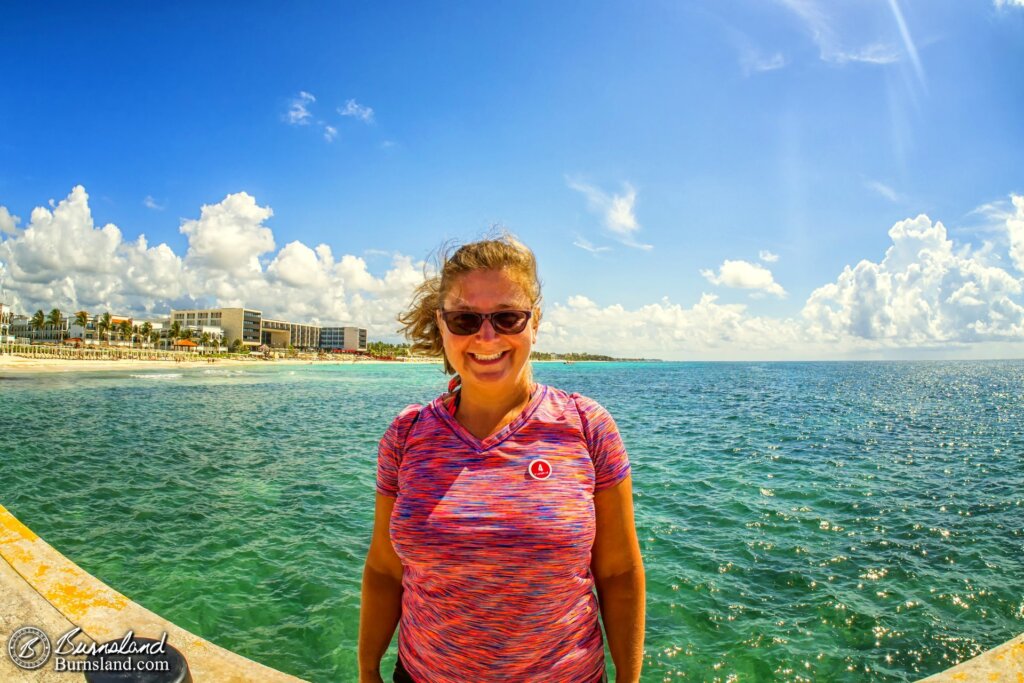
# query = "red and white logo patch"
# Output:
<box><xmin>528</xmin><ymin>459</ymin><xmax>552</xmax><ymax>480</ymax></box>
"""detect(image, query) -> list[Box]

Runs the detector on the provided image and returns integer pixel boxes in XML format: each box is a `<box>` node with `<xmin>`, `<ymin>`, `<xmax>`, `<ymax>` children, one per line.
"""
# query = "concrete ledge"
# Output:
<box><xmin>0</xmin><ymin>504</ymin><xmax>307</xmax><ymax>682</ymax></box>
<box><xmin>6</xmin><ymin>502</ymin><xmax>1019</xmax><ymax>682</ymax></box>
<box><xmin>918</xmin><ymin>632</ymin><xmax>1024</xmax><ymax>682</ymax></box>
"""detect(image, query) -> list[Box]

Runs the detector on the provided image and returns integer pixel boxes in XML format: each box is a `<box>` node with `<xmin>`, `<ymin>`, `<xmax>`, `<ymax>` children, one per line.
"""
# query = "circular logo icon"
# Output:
<box><xmin>7</xmin><ymin>626</ymin><xmax>51</xmax><ymax>670</ymax></box>
<box><xmin>528</xmin><ymin>459</ymin><xmax>552</xmax><ymax>480</ymax></box>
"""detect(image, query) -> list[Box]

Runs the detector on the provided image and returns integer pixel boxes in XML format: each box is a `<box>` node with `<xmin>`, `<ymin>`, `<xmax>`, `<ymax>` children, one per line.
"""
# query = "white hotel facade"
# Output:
<box><xmin>170</xmin><ymin>307</ymin><xmax>366</xmax><ymax>351</ymax></box>
<box><xmin>4</xmin><ymin>304</ymin><xmax>366</xmax><ymax>352</ymax></box>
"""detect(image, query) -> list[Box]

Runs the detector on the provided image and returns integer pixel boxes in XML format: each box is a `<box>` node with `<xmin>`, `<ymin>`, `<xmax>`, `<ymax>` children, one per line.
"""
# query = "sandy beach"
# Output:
<box><xmin>0</xmin><ymin>353</ymin><xmax>437</xmax><ymax>374</ymax></box>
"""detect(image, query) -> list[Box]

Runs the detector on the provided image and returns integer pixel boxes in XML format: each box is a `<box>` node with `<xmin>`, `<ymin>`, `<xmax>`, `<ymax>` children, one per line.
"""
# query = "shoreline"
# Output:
<box><xmin>0</xmin><ymin>354</ymin><xmax>439</xmax><ymax>375</ymax></box>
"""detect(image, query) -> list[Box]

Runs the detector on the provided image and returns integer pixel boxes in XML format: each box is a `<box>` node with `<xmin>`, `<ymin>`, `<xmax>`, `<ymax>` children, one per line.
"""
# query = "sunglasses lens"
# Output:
<box><xmin>491</xmin><ymin>311</ymin><xmax>529</xmax><ymax>334</ymax></box>
<box><xmin>441</xmin><ymin>310</ymin><xmax>531</xmax><ymax>335</ymax></box>
<box><xmin>445</xmin><ymin>312</ymin><xmax>484</xmax><ymax>335</ymax></box>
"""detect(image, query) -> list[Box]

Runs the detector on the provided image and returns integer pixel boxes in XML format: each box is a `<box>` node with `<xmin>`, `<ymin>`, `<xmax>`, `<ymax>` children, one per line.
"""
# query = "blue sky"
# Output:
<box><xmin>1</xmin><ymin>1</ymin><xmax>1023</xmax><ymax>359</ymax></box>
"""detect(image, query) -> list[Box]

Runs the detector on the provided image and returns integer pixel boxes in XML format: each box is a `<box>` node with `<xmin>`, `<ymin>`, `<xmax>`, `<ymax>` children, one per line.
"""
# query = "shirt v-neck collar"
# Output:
<box><xmin>432</xmin><ymin>384</ymin><xmax>548</xmax><ymax>452</ymax></box>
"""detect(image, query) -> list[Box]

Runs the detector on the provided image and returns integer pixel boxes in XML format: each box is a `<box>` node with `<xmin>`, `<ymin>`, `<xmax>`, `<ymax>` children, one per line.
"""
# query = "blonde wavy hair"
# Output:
<box><xmin>398</xmin><ymin>233</ymin><xmax>542</xmax><ymax>375</ymax></box>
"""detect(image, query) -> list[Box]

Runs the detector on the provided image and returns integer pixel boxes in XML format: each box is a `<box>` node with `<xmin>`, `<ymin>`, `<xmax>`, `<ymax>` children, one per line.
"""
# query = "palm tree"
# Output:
<box><xmin>47</xmin><ymin>309</ymin><xmax>63</xmax><ymax>345</ymax></box>
<box><xmin>119</xmin><ymin>320</ymin><xmax>132</xmax><ymax>347</ymax></box>
<box><xmin>200</xmin><ymin>331</ymin><xmax>210</xmax><ymax>352</ymax></box>
<box><xmin>74</xmin><ymin>311</ymin><xmax>90</xmax><ymax>343</ymax></box>
<box><xmin>31</xmin><ymin>310</ymin><xmax>46</xmax><ymax>343</ymax></box>
<box><xmin>140</xmin><ymin>322</ymin><xmax>152</xmax><ymax>347</ymax></box>
<box><xmin>168</xmin><ymin>321</ymin><xmax>181</xmax><ymax>350</ymax></box>
<box><xmin>182</xmin><ymin>327</ymin><xmax>193</xmax><ymax>341</ymax></box>
<box><xmin>99</xmin><ymin>312</ymin><xmax>112</xmax><ymax>345</ymax></box>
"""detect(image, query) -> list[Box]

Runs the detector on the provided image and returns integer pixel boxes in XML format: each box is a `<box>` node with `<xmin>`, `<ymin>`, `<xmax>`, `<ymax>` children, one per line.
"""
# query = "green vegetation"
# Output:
<box><xmin>47</xmin><ymin>308</ymin><xmax>63</xmax><ymax>344</ymax></box>
<box><xmin>366</xmin><ymin>341</ymin><xmax>411</xmax><ymax>358</ymax></box>
<box><xmin>31</xmin><ymin>310</ymin><xmax>45</xmax><ymax>342</ymax></box>
<box><xmin>530</xmin><ymin>351</ymin><xmax>657</xmax><ymax>362</ymax></box>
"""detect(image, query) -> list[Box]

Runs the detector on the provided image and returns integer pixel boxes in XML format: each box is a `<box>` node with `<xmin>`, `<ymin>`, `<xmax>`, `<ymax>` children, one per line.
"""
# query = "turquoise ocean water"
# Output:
<box><xmin>2</xmin><ymin>361</ymin><xmax>1022</xmax><ymax>682</ymax></box>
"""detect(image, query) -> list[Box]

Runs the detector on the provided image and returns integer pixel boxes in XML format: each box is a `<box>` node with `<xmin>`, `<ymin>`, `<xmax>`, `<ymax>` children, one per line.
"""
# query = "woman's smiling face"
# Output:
<box><xmin>438</xmin><ymin>268</ymin><xmax>538</xmax><ymax>394</ymax></box>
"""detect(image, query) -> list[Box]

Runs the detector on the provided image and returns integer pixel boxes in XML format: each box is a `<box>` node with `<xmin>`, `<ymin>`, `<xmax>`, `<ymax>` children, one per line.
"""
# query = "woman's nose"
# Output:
<box><xmin>476</xmin><ymin>318</ymin><xmax>499</xmax><ymax>340</ymax></box>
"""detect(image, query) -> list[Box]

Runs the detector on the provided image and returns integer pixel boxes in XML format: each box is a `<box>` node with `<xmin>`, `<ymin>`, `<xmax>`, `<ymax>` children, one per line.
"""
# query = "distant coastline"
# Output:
<box><xmin>530</xmin><ymin>351</ymin><xmax>662</xmax><ymax>362</ymax></box>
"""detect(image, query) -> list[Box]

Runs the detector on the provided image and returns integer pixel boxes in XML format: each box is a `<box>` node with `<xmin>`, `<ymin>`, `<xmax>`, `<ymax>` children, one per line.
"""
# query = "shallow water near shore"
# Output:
<box><xmin>3</xmin><ymin>361</ymin><xmax>1023</xmax><ymax>682</ymax></box>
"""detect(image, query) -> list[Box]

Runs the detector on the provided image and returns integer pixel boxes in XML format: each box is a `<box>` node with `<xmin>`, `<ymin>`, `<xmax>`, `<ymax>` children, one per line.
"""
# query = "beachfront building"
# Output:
<box><xmin>261</xmin><ymin>318</ymin><xmax>320</xmax><ymax>349</ymax></box>
<box><xmin>66</xmin><ymin>314</ymin><xmax>134</xmax><ymax>346</ymax></box>
<box><xmin>10</xmin><ymin>314</ymin><xmax>70</xmax><ymax>344</ymax></box>
<box><xmin>319</xmin><ymin>326</ymin><xmax>367</xmax><ymax>352</ymax></box>
<box><xmin>171</xmin><ymin>307</ymin><xmax>260</xmax><ymax>348</ymax></box>
<box><xmin>170</xmin><ymin>307</ymin><xmax>326</xmax><ymax>350</ymax></box>
<box><xmin>0</xmin><ymin>303</ymin><xmax>13</xmax><ymax>342</ymax></box>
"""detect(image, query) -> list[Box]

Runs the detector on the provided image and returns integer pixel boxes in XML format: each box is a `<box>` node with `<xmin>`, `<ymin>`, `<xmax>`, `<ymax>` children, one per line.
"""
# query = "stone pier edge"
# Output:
<box><xmin>0</xmin><ymin>503</ymin><xmax>307</xmax><ymax>682</ymax></box>
<box><xmin>2</xmin><ymin>503</ymin><xmax>1021</xmax><ymax>681</ymax></box>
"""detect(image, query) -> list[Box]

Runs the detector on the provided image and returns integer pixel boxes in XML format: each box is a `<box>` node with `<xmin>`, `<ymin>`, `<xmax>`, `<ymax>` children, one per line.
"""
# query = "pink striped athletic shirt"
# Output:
<box><xmin>376</xmin><ymin>383</ymin><xmax>631</xmax><ymax>683</ymax></box>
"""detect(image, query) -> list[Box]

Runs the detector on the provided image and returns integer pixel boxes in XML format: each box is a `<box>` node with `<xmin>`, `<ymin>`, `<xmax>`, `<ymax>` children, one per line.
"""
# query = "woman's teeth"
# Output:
<box><xmin>471</xmin><ymin>351</ymin><xmax>504</xmax><ymax>361</ymax></box>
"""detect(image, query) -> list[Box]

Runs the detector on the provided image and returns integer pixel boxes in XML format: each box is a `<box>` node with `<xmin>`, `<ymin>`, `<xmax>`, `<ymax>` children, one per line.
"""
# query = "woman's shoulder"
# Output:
<box><xmin>536</xmin><ymin>385</ymin><xmax>612</xmax><ymax>419</ymax></box>
<box><xmin>384</xmin><ymin>402</ymin><xmax>426</xmax><ymax>433</ymax></box>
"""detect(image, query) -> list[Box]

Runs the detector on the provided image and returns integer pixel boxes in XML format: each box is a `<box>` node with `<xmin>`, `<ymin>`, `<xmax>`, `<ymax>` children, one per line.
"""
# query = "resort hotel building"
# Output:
<box><xmin>169</xmin><ymin>307</ymin><xmax>366</xmax><ymax>351</ymax></box>
<box><xmin>4</xmin><ymin>304</ymin><xmax>366</xmax><ymax>353</ymax></box>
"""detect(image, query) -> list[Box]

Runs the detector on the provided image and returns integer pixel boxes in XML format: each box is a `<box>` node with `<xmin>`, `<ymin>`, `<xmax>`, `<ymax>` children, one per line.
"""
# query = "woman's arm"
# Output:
<box><xmin>591</xmin><ymin>475</ymin><xmax>645</xmax><ymax>683</ymax></box>
<box><xmin>358</xmin><ymin>493</ymin><xmax>404</xmax><ymax>683</ymax></box>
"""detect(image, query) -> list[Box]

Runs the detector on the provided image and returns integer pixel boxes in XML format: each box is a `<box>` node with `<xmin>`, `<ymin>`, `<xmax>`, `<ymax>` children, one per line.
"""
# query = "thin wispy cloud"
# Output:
<box><xmin>741</xmin><ymin>49</ymin><xmax>788</xmax><ymax>76</ymax></box>
<box><xmin>143</xmin><ymin>195</ymin><xmax>165</xmax><ymax>211</ymax></box>
<box><xmin>285</xmin><ymin>91</ymin><xmax>316</xmax><ymax>125</ymax></box>
<box><xmin>865</xmin><ymin>180</ymin><xmax>902</xmax><ymax>203</ymax></box>
<box><xmin>339</xmin><ymin>99</ymin><xmax>374</xmax><ymax>124</ymax></box>
<box><xmin>759</xmin><ymin>250</ymin><xmax>779</xmax><ymax>263</ymax></box>
<box><xmin>567</xmin><ymin>178</ymin><xmax>653</xmax><ymax>251</ymax></box>
<box><xmin>778</xmin><ymin>0</ymin><xmax>900</xmax><ymax>65</ymax></box>
<box><xmin>968</xmin><ymin>200</ymin><xmax>1013</xmax><ymax>221</ymax></box>
<box><xmin>573</xmin><ymin>235</ymin><xmax>612</xmax><ymax>255</ymax></box>
<box><xmin>727</xmin><ymin>27</ymin><xmax>788</xmax><ymax>77</ymax></box>
<box><xmin>886</xmin><ymin>0</ymin><xmax>927</xmax><ymax>90</ymax></box>
<box><xmin>283</xmin><ymin>92</ymin><xmax>344</xmax><ymax>143</ymax></box>
<box><xmin>994</xmin><ymin>0</ymin><xmax>1024</xmax><ymax>7</ymax></box>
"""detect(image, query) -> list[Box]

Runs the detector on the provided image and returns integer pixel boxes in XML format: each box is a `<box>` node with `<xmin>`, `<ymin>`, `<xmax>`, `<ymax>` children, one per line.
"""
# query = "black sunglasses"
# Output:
<box><xmin>439</xmin><ymin>309</ymin><xmax>532</xmax><ymax>335</ymax></box>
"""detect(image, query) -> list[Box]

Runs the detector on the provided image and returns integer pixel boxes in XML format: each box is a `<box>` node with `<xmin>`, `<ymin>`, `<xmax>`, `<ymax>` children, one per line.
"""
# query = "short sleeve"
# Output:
<box><xmin>573</xmin><ymin>394</ymin><xmax>631</xmax><ymax>492</ymax></box>
<box><xmin>376</xmin><ymin>404</ymin><xmax>422</xmax><ymax>498</ymax></box>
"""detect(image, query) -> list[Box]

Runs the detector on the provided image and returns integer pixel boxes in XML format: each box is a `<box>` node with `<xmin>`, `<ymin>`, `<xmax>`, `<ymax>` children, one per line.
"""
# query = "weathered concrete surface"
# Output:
<box><xmin>918</xmin><ymin>632</ymin><xmax>1024</xmax><ymax>682</ymax></box>
<box><xmin>0</xmin><ymin>553</ymin><xmax>94</xmax><ymax>681</ymax></box>
<box><xmin>0</xmin><ymin>504</ymin><xmax>307</xmax><ymax>681</ymax></box>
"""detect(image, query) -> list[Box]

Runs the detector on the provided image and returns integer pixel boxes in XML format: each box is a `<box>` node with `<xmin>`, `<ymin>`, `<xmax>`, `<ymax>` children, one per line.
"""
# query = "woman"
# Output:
<box><xmin>358</xmin><ymin>235</ymin><xmax>645</xmax><ymax>683</ymax></box>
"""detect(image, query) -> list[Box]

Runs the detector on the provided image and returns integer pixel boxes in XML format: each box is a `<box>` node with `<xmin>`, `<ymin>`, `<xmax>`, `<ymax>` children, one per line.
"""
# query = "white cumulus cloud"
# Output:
<box><xmin>0</xmin><ymin>206</ymin><xmax>22</xmax><ymax>235</ymax></box>
<box><xmin>701</xmin><ymin>259</ymin><xmax>787</xmax><ymax>298</ymax></box>
<box><xmin>0</xmin><ymin>186</ymin><xmax>426</xmax><ymax>335</ymax></box>
<box><xmin>4</xmin><ymin>187</ymin><xmax>1024</xmax><ymax>359</ymax></box>
<box><xmin>1006</xmin><ymin>194</ymin><xmax>1024</xmax><ymax>273</ymax></box>
<box><xmin>759</xmin><ymin>250</ymin><xmax>779</xmax><ymax>263</ymax></box>
<box><xmin>180</xmin><ymin>192</ymin><xmax>275</xmax><ymax>276</ymax></box>
<box><xmin>802</xmin><ymin>213</ymin><xmax>1024</xmax><ymax>343</ymax></box>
